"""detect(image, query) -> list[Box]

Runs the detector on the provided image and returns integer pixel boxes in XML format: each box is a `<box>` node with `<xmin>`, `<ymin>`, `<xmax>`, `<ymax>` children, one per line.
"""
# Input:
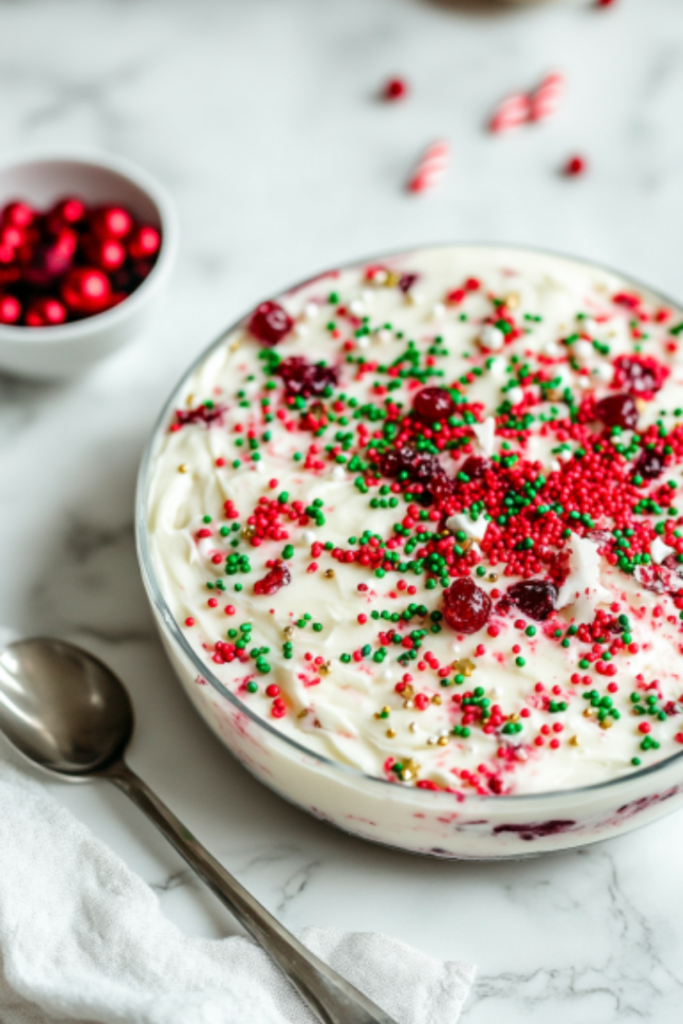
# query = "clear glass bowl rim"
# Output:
<box><xmin>135</xmin><ymin>241</ymin><xmax>683</xmax><ymax>807</ymax></box>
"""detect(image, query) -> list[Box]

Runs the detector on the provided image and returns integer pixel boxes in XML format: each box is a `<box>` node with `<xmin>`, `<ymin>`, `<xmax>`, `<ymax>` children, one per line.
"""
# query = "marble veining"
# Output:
<box><xmin>1</xmin><ymin>0</ymin><xmax>683</xmax><ymax>1020</ymax></box>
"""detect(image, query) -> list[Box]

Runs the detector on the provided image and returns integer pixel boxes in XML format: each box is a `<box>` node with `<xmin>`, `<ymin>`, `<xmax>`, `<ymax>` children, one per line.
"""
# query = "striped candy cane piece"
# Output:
<box><xmin>489</xmin><ymin>92</ymin><xmax>532</xmax><ymax>133</ymax></box>
<box><xmin>407</xmin><ymin>140</ymin><xmax>450</xmax><ymax>194</ymax></box>
<box><xmin>530</xmin><ymin>73</ymin><xmax>565</xmax><ymax>122</ymax></box>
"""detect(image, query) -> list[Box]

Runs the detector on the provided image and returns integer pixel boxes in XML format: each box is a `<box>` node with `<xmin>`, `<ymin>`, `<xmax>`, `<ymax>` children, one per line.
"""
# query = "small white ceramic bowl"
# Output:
<box><xmin>0</xmin><ymin>151</ymin><xmax>178</xmax><ymax>379</ymax></box>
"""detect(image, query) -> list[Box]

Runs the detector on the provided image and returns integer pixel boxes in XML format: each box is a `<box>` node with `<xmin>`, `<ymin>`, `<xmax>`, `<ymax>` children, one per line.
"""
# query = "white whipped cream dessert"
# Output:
<box><xmin>146</xmin><ymin>246</ymin><xmax>683</xmax><ymax>796</ymax></box>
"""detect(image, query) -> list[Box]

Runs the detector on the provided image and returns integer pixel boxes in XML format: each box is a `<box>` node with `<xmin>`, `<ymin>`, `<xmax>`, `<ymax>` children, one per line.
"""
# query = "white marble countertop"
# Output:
<box><xmin>2</xmin><ymin>0</ymin><xmax>683</xmax><ymax>1020</ymax></box>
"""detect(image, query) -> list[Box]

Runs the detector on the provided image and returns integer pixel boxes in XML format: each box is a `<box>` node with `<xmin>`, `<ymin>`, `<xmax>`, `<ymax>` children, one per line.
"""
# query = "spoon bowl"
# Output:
<box><xmin>0</xmin><ymin>637</ymin><xmax>133</xmax><ymax>776</ymax></box>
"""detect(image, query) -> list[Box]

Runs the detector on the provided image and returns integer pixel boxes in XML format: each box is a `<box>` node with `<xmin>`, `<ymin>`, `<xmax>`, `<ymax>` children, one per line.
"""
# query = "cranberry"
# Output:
<box><xmin>84</xmin><ymin>236</ymin><xmax>126</xmax><ymax>273</ymax></box>
<box><xmin>506</xmin><ymin>579</ymin><xmax>557</xmax><ymax>621</ymax></box>
<box><xmin>384</xmin><ymin>77</ymin><xmax>408</xmax><ymax>101</ymax></box>
<box><xmin>2</xmin><ymin>201</ymin><xmax>35</xmax><ymax>229</ymax></box>
<box><xmin>426</xmin><ymin>469</ymin><xmax>454</xmax><ymax>503</ymax></box>
<box><xmin>128</xmin><ymin>224</ymin><xmax>161</xmax><ymax>261</ymax></box>
<box><xmin>460</xmin><ymin>455</ymin><xmax>488</xmax><ymax>480</ymax></box>
<box><xmin>413</xmin><ymin>386</ymin><xmax>456</xmax><ymax>423</ymax></box>
<box><xmin>174</xmin><ymin>403</ymin><xmax>225</xmax><ymax>428</ymax></box>
<box><xmin>46</xmin><ymin>198</ymin><xmax>86</xmax><ymax>233</ymax></box>
<box><xmin>0</xmin><ymin>295</ymin><xmax>20</xmax><ymax>324</ymax></box>
<box><xmin>634</xmin><ymin>448</ymin><xmax>664</xmax><ymax>479</ymax></box>
<box><xmin>595</xmin><ymin>392</ymin><xmax>638</xmax><ymax>430</ymax></box>
<box><xmin>61</xmin><ymin>267</ymin><xmax>112</xmax><ymax>315</ymax></box>
<box><xmin>565</xmin><ymin>155</ymin><xmax>586</xmax><ymax>177</ymax></box>
<box><xmin>442</xmin><ymin>577</ymin><xmax>492</xmax><ymax>633</ymax></box>
<box><xmin>275</xmin><ymin>355</ymin><xmax>338</xmax><ymax>398</ymax></box>
<box><xmin>90</xmin><ymin>205</ymin><xmax>133</xmax><ymax>240</ymax></box>
<box><xmin>254</xmin><ymin>564</ymin><xmax>291</xmax><ymax>595</ymax></box>
<box><xmin>379</xmin><ymin>445</ymin><xmax>444</xmax><ymax>490</ymax></box>
<box><xmin>23</xmin><ymin>240</ymin><xmax>74</xmax><ymax>287</ymax></box>
<box><xmin>614</xmin><ymin>355</ymin><xmax>668</xmax><ymax>397</ymax></box>
<box><xmin>24</xmin><ymin>297</ymin><xmax>67</xmax><ymax>327</ymax></box>
<box><xmin>248</xmin><ymin>300</ymin><xmax>293</xmax><ymax>345</ymax></box>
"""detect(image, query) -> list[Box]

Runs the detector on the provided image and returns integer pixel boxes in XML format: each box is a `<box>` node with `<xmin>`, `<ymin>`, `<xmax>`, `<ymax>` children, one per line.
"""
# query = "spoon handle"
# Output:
<box><xmin>107</xmin><ymin>761</ymin><xmax>397</xmax><ymax>1024</ymax></box>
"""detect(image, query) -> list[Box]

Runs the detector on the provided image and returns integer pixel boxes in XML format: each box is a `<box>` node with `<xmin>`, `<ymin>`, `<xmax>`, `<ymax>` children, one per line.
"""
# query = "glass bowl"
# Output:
<box><xmin>136</xmin><ymin>244</ymin><xmax>683</xmax><ymax>859</ymax></box>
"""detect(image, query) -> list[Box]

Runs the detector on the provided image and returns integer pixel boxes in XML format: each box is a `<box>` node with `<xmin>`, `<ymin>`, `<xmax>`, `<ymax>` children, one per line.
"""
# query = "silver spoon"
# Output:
<box><xmin>0</xmin><ymin>637</ymin><xmax>397</xmax><ymax>1024</ymax></box>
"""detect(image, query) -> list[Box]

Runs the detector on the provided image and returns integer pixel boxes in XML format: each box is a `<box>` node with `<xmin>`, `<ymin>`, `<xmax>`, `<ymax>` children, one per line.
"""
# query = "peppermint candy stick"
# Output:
<box><xmin>407</xmin><ymin>140</ymin><xmax>450</xmax><ymax>193</ymax></box>
<box><xmin>530</xmin><ymin>72</ymin><xmax>565</xmax><ymax>122</ymax></box>
<box><xmin>489</xmin><ymin>92</ymin><xmax>532</xmax><ymax>133</ymax></box>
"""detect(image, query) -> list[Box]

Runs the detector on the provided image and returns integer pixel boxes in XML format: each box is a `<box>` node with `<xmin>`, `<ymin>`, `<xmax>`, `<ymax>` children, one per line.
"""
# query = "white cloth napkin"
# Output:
<box><xmin>0</xmin><ymin>761</ymin><xmax>474</xmax><ymax>1024</ymax></box>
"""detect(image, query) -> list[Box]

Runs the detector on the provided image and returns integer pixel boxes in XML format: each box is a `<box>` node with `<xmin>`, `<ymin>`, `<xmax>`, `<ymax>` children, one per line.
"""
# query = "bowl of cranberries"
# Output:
<box><xmin>0</xmin><ymin>152</ymin><xmax>177</xmax><ymax>378</ymax></box>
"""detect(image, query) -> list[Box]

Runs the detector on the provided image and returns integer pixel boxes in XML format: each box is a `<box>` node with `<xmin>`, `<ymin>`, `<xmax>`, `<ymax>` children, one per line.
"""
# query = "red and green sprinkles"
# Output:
<box><xmin>172</xmin><ymin>258</ymin><xmax>683</xmax><ymax>793</ymax></box>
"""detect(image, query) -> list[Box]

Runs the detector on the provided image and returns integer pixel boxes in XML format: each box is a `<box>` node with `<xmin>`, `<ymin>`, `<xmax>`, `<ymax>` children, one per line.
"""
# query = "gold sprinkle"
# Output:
<box><xmin>402</xmin><ymin>685</ymin><xmax>415</xmax><ymax>698</ymax></box>
<box><xmin>297</xmin><ymin>708</ymin><xmax>308</xmax><ymax>719</ymax></box>
<box><xmin>505</xmin><ymin>292</ymin><xmax>520</xmax><ymax>310</ymax></box>
<box><xmin>569</xmin><ymin>735</ymin><xmax>580</xmax><ymax>746</ymax></box>
<box><xmin>283</xmin><ymin>626</ymin><xmax>296</xmax><ymax>639</ymax></box>
<box><xmin>437</xmin><ymin>736</ymin><xmax>449</xmax><ymax>747</ymax></box>
<box><xmin>453</xmin><ymin>658</ymin><xmax>475</xmax><ymax>677</ymax></box>
<box><xmin>488</xmin><ymin>573</ymin><xmax>498</xmax><ymax>583</ymax></box>
<box><xmin>381</xmin><ymin>705</ymin><xmax>391</xmax><ymax>715</ymax></box>
<box><xmin>600</xmin><ymin>719</ymin><xmax>613</xmax><ymax>730</ymax></box>
<box><xmin>323</xmin><ymin>569</ymin><xmax>335</xmax><ymax>579</ymax></box>
<box><xmin>403</xmin><ymin>758</ymin><xmax>421</xmax><ymax>773</ymax></box>
<box><xmin>386</xmin><ymin>728</ymin><xmax>396</xmax><ymax>739</ymax></box>
<box><xmin>318</xmin><ymin>661</ymin><xmax>331</xmax><ymax>676</ymax></box>
<box><xmin>310</xmin><ymin>401</ymin><xmax>325</xmax><ymax>417</ymax></box>
<box><xmin>229</xmin><ymin>338</ymin><xmax>242</xmax><ymax>352</ymax></box>
<box><xmin>178</xmin><ymin>464</ymin><xmax>189</xmax><ymax>474</ymax></box>
<box><xmin>185</xmin><ymin>393</ymin><xmax>194</xmax><ymax>407</ymax></box>
<box><xmin>403</xmin><ymin>699</ymin><xmax>415</xmax><ymax>710</ymax></box>
<box><xmin>431</xmin><ymin>694</ymin><xmax>442</xmax><ymax>705</ymax></box>
<box><xmin>508</xmin><ymin>713</ymin><xmax>520</xmax><ymax>723</ymax></box>
<box><xmin>242</xmin><ymin>524</ymin><xmax>256</xmax><ymax>540</ymax></box>
<box><xmin>384</xmin><ymin>271</ymin><xmax>400</xmax><ymax>288</ymax></box>
<box><xmin>400</xmin><ymin>769</ymin><xmax>414</xmax><ymax>782</ymax></box>
<box><xmin>583</xmin><ymin>708</ymin><xmax>596</xmax><ymax>718</ymax></box>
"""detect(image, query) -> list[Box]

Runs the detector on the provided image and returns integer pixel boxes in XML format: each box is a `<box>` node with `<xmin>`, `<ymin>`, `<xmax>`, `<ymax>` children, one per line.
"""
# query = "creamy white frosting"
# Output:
<box><xmin>146</xmin><ymin>247</ymin><xmax>683</xmax><ymax>796</ymax></box>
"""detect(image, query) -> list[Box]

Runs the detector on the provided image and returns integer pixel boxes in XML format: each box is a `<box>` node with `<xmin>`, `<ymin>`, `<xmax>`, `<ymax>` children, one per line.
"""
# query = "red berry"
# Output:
<box><xmin>276</xmin><ymin>355</ymin><xmax>338</xmax><ymax>398</ymax></box>
<box><xmin>506</xmin><ymin>580</ymin><xmax>558</xmax><ymax>621</ymax></box>
<box><xmin>565</xmin><ymin>156</ymin><xmax>586</xmax><ymax>176</ymax></box>
<box><xmin>248</xmin><ymin>300</ymin><xmax>293</xmax><ymax>346</ymax></box>
<box><xmin>253</xmin><ymin>564</ymin><xmax>291</xmax><ymax>595</ymax></box>
<box><xmin>84</xmin><ymin>235</ymin><xmax>126</xmax><ymax>272</ymax></box>
<box><xmin>595</xmin><ymin>392</ymin><xmax>638</xmax><ymax>430</ymax></box>
<box><xmin>24</xmin><ymin>239</ymin><xmax>74</xmax><ymax>288</ymax></box>
<box><xmin>384</xmin><ymin>77</ymin><xmax>408</xmax><ymax>101</ymax></box>
<box><xmin>0</xmin><ymin>295</ymin><xmax>21</xmax><ymax>324</ymax></box>
<box><xmin>634</xmin><ymin>449</ymin><xmax>664</xmax><ymax>480</ymax></box>
<box><xmin>0</xmin><ymin>224</ymin><xmax>24</xmax><ymax>249</ymax></box>
<box><xmin>61</xmin><ymin>267</ymin><xmax>112</xmax><ymax>315</ymax></box>
<box><xmin>442</xmin><ymin>577</ymin><xmax>492</xmax><ymax>634</ymax></box>
<box><xmin>413</xmin><ymin>386</ymin><xmax>456</xmax><ymax>423</ymax></box>
<box><xmin>614</xmin><ymin>354</ymin><xmax>668</xmax><ymax>397</ymax></box>
<box><xmin>460</xmin><ymin>455</ymin><xmax>488</xmax><ymax>480</ymax></box>
<box><xmin>46</xmin><ymin>197</ymin><xmax>86</xmax><ymax>232</ymax></box>
<box><xmin>0</xmin><ymin>244</ymin><xmax>15</xmax><ymax>267</ymax></box>
<box><xmin>24</xmin><ymin>297</ymin><xmax>67</xmax><ymax>327</ymax></box>
<box><xmin>90</xmin><ymin>205</ymin><xmax>133</xmax><ymax>240</ymax></box>
<box><xmin>127</xmin><ymin>224</ymin><xmax>161</xmax><ymax>261</ymax></box>
<box><xmin>2</xmin><ymin>201</ymin><xmax>35</xmax><ymax>229</ymax></box>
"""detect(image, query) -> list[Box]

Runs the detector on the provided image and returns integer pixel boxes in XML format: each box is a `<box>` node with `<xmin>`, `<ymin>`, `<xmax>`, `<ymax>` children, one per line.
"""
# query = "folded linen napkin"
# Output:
<box><xmin>0</xmin><ymin>761</ymin><xmax>474</xmax><ymax>1024</ymax></box>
